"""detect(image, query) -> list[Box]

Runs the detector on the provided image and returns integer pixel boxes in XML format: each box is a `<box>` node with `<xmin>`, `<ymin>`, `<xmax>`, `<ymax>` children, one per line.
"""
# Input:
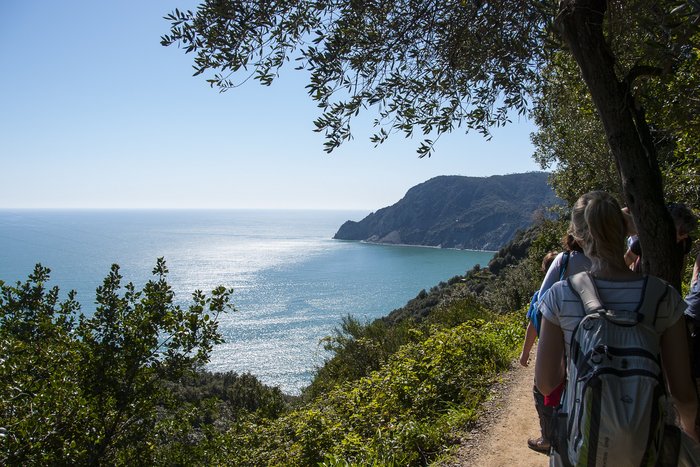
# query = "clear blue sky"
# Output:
<box><xmin>0</xmin><ymin>0</ymin><xmax>543</xmax><ymax>211</ymax></box>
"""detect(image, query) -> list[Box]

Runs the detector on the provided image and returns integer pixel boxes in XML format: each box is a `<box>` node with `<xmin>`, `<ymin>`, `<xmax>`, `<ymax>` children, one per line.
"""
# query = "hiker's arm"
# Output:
<box><xmin>692</xmin><ymin>253</ymin><xmax>699</xmax><ymax>285</ymax></box>
<box><xmin>535</xmin><ymin>318</ymin><xmax>565</xmax><ymax>395</ymax></box>
<box><xmin>519</xmin><ymin>321</ymin><xmax>537</xmax><ymax>367</ymax></box>
<box><xmin>625</xmin><ymin>238</ymin><xmax>641</xmax><ymax>268</ymax></box>
<box><xmin>661</xmin><ymin>317</ymin><xmax>700</xmax><ymax>442</ymax></box>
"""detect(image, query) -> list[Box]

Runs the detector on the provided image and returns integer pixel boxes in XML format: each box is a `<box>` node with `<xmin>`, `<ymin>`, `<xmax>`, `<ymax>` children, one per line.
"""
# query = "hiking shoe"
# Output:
<box><xmin>527</xmin><ymin>437</ymin><xmax>550</xmax><ymax>454</ymax></box>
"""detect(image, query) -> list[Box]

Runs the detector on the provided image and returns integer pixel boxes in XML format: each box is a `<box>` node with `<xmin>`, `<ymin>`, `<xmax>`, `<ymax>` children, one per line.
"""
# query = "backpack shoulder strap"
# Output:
<box><xmin>568</xmin><ymin>272</ymin><xmax>669</xmax><ymax>324</ymax></box>
<box><xmin>559</xmin><ymin>251</ymin><xmax>571</xmax><ymax>281</ymax></box>
<box><xmin>567</xmin><ymin>271</ymin><xmax>603</xmax><ymax>315</ymax></box>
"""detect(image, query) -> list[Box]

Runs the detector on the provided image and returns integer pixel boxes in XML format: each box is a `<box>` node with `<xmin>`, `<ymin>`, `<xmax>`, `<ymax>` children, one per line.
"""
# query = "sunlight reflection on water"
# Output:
<box><xmin>0</xmin><ymin>209</ymin><xmax>494</xmax><ymax>395</ymax></box>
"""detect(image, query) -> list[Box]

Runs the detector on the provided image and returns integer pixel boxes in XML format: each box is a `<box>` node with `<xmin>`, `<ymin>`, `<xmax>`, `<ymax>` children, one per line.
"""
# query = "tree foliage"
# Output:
<box><xmin>532</xmin><ymin>7</ymin><xmax>700</xmax><ymax>211</ymax></box>
<box><xmin>161</xmin><ymin>1</ymin><xmax>552</xmax><ymax>156</ymax></box>
<box><xmin>531</xmin><ymin>52</ymin><xmax>621</xmax><ymax>205</ymax></box>
<box><xmin>163</xmin><ymin>0</ymin><xmax>700</xmax><ymax>287</ymax></box>
<box><xmin>642</xmin><ymin>38</ymin><xmax>700</xmax><ymax>209</ymax></box>
<box><xmin>0</xmin><ymin>259</ymin><xmax>234</xmax><ymax>465</ymax></box>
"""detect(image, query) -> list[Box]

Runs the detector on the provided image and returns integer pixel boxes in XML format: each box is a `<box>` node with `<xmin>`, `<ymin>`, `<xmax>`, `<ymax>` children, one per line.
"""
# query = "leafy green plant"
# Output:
<box><xmin>0</xmin><ymin>259</ymin><xmax>233</xmax><ymax>465</ymax></box>
<box><xmin>224</xmin><ymin>309</ymin><xmax>523</xmax><ymax>466</ymax></box>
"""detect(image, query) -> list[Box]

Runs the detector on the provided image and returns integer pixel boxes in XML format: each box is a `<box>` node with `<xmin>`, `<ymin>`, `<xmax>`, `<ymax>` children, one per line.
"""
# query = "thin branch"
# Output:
<box><xmin>623</xmin><ymin>64</ymin><xmax>664</xmax><ymax>87</ymax></box>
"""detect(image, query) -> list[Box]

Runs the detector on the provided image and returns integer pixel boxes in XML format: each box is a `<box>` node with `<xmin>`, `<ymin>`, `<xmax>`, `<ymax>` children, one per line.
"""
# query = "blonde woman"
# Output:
<box><xmin>535</xmin><ymin>191</ymin><xmax>698</xmax><ymax>465</ymax></box>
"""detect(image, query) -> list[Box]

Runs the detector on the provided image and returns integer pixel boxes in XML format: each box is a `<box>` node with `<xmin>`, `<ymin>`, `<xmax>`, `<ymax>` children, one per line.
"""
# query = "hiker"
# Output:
<box><xmin>621</xmin><ymin>207</ymin><xmax>637</xmax><ymax>268</ymax></box>
<box><xmin>535</xmin><ymin>191</ymin><xmax>699</xmax><ymax>465</ymax></box>
<box><xmin>519</xmin><ymin>251</ymin><xmax>556</xmax><ymax>453</ymax></box>
<box><xmin>520</xmin><ymin>251</ymin><xmax>558</xmax><ymax>368</ymax></box>
<box><xmin>520</xmin><ymin>236</ymin><xmax>591</xmax><ymax>454</ymax></box>
<box><xmin>625</xmin><ymin>202</ymin><xmax>697</xmax><ymax>272</ymax></box>
<box><xmin>537</xmin><ymin>234</ymin><xmax>591</xmax><ymax>299</ymax></box>
<box><xmin>685</xmin><ymin>254</ymin><xmax>700</xmax><ymax>421</ymax></box>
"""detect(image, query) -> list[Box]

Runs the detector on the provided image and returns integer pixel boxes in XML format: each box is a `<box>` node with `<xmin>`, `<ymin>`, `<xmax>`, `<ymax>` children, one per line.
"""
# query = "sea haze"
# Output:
<box><xmin>0</xmin><ymin>209</ymin><xmax>495</xmax><ymax>394</ymax></box>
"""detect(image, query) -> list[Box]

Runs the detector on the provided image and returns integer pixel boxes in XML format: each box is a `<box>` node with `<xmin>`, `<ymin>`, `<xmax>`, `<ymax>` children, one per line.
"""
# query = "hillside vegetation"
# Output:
<box><xmin>3</xmin><ymin>210</ymin><xmax>695</xmax><ymax>464</ymax></box>
<box><xmin>0</xmin><ymin>212</ymin><xmax>567</xmax><ymax>465</ymax></box>
<box><xmin>4</xmin><ymin>0</ymin><xmax>699</xmax><ymax>463</ymax></box>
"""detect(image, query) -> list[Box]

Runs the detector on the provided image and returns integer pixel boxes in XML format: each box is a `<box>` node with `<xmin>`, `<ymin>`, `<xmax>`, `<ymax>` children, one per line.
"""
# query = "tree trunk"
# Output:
<box><xmin>555</xmin><ymin>0</ymin><xmax>680</xmax><ymax>289</ymax></box>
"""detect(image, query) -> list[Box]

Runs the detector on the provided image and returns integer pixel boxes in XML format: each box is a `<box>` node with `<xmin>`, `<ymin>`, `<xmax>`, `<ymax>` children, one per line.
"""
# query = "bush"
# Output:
<box><xmin>225</xmin><ymin>309</ymin><xmax>523</xmax><ymax>466</ymax></box>
<box><xmin>0</xmin><ymin>260</ymin><xmax>233</xmax><ymax>465</ymax></box>
<box><xmin>481</xmin><ymin>218</ymin><xmax>568</xmax><ymax>313</ymax></box>
<box><xmin>0</xmin><ymin>214</ymin><xmax>568</xmax><ymax>465</ymax></box>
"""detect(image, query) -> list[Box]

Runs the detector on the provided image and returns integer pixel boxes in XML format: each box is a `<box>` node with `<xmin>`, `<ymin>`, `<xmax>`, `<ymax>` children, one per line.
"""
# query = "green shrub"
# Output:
<box><xmin>225</xmin><ymin>310</ymin><xmax>523</xmax><ymax>466</ymax></box>
<box><xmin>481</xmin><ymin>218</ymin><xmax>567</xmax><ymax>313</ymax></box>
<box><xmin>0</xmin><ymin>260</ymin><xmax>233</xmax><ymax>465</ymax></box>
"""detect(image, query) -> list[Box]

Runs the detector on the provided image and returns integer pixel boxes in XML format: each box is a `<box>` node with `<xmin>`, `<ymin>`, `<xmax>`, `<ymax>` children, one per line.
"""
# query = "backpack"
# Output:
<box><xmin>528</xmin><ymin>251</ymin><xmax>570</xmax><ymax>336</ymax></box>
<box><xmin>554</xmin><ymin>271</ymin><xmax>672</xmax><ymax>466</ymax></box>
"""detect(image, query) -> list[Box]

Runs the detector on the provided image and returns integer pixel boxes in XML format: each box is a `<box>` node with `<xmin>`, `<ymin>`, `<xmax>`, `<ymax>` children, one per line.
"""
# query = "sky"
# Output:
<box><xmin>0</xmin><ymin>1</ymin><xmax>543</xmax><ymax>211</ymax></box>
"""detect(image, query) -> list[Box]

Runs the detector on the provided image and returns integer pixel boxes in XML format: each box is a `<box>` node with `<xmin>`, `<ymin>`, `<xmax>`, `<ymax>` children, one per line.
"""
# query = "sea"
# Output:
<box><xmin>0</xmin><ymin>209</ymin><xmax>495</xmax><ymax>394</ymax></box>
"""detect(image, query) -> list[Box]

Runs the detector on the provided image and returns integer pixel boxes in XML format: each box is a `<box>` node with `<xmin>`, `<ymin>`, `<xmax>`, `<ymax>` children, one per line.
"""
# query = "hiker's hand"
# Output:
<box><xmin>519</xmin><ymin>352</ymin><xmax>529</xmax><ymax>367</ymax></box>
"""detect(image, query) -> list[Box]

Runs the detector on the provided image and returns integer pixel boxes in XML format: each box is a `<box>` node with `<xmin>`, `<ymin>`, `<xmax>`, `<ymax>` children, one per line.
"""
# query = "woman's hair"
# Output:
<box><xmin>569</xmin><ymin>191</ymin><xmax>627</xmax><ymax>271</ymax></box>
<box><xmin>561</xmin><ymin>233</ymin><xmax>584</xmax><ymax>253</ymax></box>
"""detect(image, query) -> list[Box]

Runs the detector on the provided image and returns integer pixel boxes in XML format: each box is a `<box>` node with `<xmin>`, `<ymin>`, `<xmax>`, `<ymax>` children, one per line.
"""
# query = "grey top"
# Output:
<box><xmin>537</xmin><ymin>250</ymin><xmax>592</xmax><ymax>303</ymax></box>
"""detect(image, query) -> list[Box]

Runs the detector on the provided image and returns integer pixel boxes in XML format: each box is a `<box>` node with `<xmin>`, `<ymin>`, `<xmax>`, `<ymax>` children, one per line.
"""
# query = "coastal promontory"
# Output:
<box><xmin>333</xmin><ymin>172</ymin><xmax>559</xmax><ymax>250</ymax></box>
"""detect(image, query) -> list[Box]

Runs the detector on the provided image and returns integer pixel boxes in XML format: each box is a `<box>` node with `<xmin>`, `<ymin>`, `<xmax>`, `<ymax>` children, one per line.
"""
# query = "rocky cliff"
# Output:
<box><xmin>333</xmin><ymin>172</ymin><xmax>558</xmax><ymax>250</ymax></box>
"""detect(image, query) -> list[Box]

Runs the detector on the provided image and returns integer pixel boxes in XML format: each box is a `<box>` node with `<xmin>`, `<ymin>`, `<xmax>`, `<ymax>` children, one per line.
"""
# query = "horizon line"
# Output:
<box><xmin>0</xmin><ymin>206</ymin><xmax>375</xmax><ymax>212</ymax></box>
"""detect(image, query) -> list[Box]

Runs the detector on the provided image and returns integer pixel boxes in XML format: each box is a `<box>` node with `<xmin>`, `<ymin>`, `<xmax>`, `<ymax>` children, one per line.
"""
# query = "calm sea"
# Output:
<box><xmin>0</xmin><ymin>209</ymin><xmax>494</xmax><ymax>394</ymax></box>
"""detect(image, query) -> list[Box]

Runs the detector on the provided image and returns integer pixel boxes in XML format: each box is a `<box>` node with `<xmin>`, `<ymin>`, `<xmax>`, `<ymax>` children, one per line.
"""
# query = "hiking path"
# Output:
<box><xmin>441</xmin><ymin>346</ymin><xmax>549</xmax><ymax>466</ymax></box>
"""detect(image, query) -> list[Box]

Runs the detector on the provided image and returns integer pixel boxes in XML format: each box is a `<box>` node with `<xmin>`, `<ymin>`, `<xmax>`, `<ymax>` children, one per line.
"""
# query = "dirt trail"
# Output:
<box><xmin>441</xmin><ymin>346</ymin><xmax>549</xmax><ymax>466</ymax></box>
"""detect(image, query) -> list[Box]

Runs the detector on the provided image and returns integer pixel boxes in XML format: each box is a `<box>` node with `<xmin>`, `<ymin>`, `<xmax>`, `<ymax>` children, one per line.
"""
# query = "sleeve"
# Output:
<box><xmin>659</xmin><ymin>283</ymin><xmax>688</xmax><ymax>331</ymax></box>
<box><xmin>538</xmin><ymin>282</ymin><xmax>562</xmax><ymax>328</ymax></box>
<box><xmin>537</xmin><ymin>252</ymin><xmax>564</xmax><ymax>302</ymax></box>
<box><xmin>685</xmin><ymin>280</ymin><xmax>700</xmax><ymax>322</ymax></box>
<box><xmin>525</xmin><ymin>292</ymin><xmax>538</xmax><ymax>321</ymax></box>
